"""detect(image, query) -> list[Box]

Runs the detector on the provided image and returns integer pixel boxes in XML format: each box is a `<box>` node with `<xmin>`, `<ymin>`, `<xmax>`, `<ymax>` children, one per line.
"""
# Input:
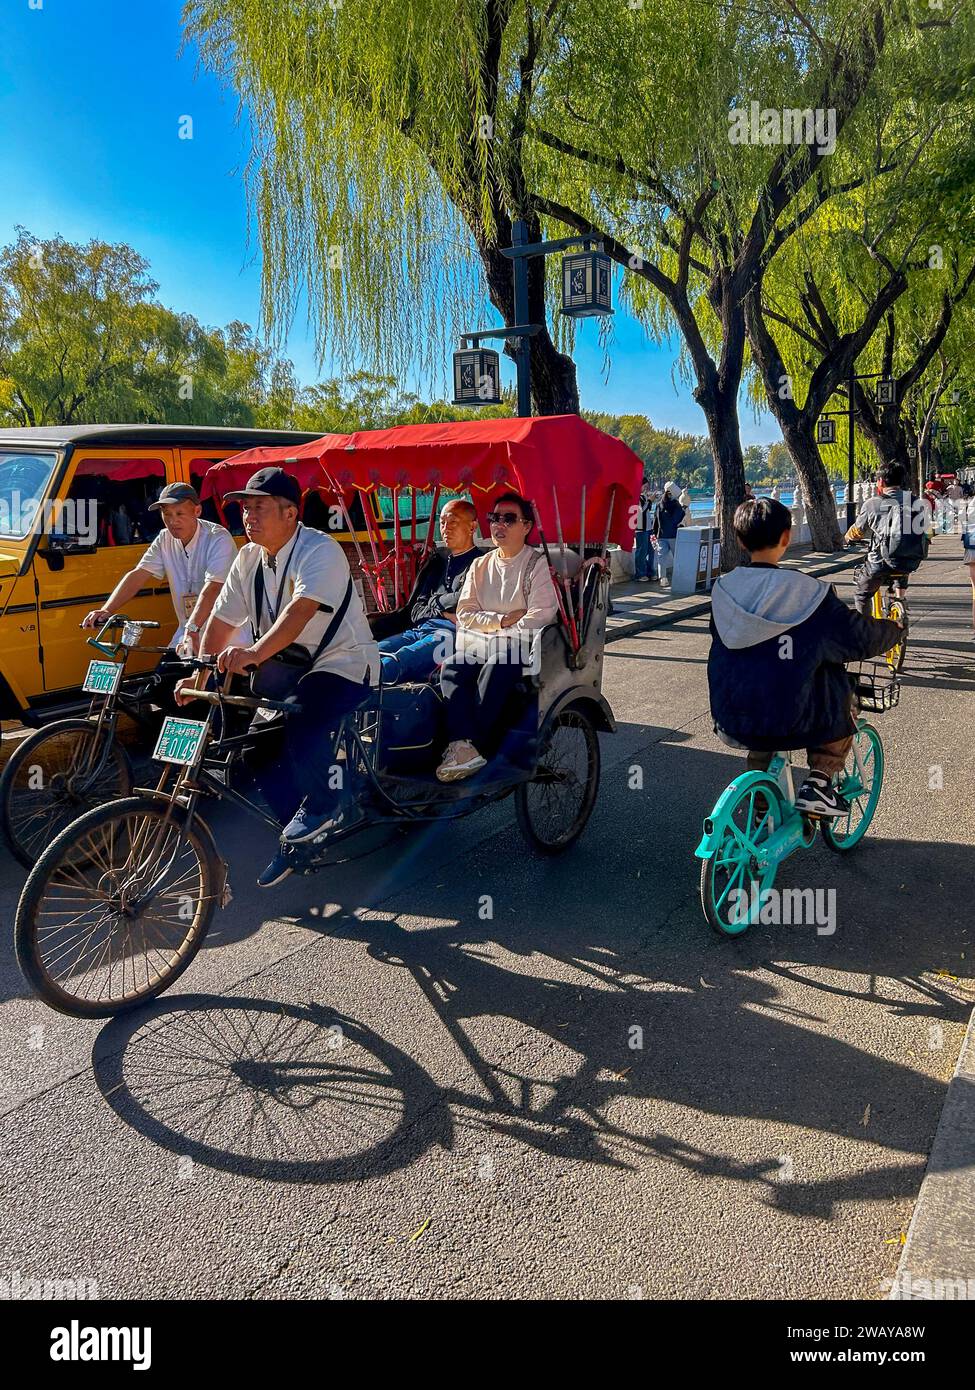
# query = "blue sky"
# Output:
<box><xmin>0</xmin><ymin>0</ymin><xmax>776</xmax><ymax>443</ymax></box>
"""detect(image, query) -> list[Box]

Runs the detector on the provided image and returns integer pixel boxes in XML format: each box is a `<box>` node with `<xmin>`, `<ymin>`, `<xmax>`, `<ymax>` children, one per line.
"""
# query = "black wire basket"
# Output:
<box><xmin>852</xmin><ymin>662</ymin><xmax>901</xmax><ymax>713</ymax></box>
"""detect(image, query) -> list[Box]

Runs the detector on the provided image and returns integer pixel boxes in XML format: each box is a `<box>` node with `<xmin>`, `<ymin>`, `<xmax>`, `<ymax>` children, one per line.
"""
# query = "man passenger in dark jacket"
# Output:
<box><xmin>372</xmin><ymin>498</ymin><xmax>480</xmax><ymax>684</ymax></box>
<box><xmin>708</xmin><ymin>497</ymin><xmax>902</xmax><ymax>817</ymax></box>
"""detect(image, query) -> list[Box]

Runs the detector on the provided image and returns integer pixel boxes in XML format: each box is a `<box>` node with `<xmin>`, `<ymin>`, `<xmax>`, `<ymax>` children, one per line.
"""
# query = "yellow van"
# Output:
<box><xmin>0</xmin><ymin>425</ymin><xmax>326</xmax><ymax>724</ymax></box>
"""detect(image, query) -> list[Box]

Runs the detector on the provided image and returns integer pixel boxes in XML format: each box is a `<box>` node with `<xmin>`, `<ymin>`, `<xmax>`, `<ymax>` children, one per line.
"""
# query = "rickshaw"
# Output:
<box><xmin>14</xmin><ymin>415</ymin><xmax>642</xmax><ymax>1017</ymax></box>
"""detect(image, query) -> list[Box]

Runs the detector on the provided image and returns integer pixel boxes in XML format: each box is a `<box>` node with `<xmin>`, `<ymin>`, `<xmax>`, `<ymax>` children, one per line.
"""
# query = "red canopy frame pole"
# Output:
<box><xmin>600</xmin><ymin>485</ymin><xmax>617</xmax><ymax>563</ymax></box>
<box><xmin>418</xmin><ymin>485</ymin><xmax>441</xmax><ymax>565</ymax></box>
<box><xmin>361</xmin><ymin>494</ymin><xmax>393</xmax><ymax>611</ymax></box>
<box><xmin>577</xmin><ymin>485</ymin><xmax>587</xmax><ymax>629</ymax></box>
<box><xmin>532</xmin><ymin>502</ymin><xmax>577</xmax><ymax>651</ymax></box>
<box><xmin>392</xmin><ymin>485</ymin><xmax>402</xmax><ymax>608</ymax></box>
<box><xmin>550</xmin><ymin>485</ymin><xmax>580</xmax><ymax>649</ymax></box>
<box><xmin>325</xmin><ymin>477</ymin><xmax>384</xmax><ymax>612</ymax></box>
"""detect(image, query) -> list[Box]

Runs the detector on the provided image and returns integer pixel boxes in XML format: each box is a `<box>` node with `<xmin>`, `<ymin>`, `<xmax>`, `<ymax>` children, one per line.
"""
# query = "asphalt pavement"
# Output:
<box><xmin>0</xmin><ymin>536</ymin><xmax>972</xmax><ymax>1300</ymax></box>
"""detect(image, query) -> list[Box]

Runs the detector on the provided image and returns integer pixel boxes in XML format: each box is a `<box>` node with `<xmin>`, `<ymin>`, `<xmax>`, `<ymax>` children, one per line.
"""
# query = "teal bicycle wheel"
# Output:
<box><xmin>700</xmin><ymin>775</ymin><xmax>787</xmax><ymax>937</ymax></box>
<box><xmin>821</xmin><ymin>722</ymin><xmax>884</xmax><ymax>853</ymax></box>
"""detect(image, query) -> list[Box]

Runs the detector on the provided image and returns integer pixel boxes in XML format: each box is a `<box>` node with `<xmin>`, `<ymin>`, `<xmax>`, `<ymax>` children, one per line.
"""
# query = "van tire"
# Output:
<box><xmin>0</xmin><ymin>718</ymin><xmax>133</xmax><ymax>868</ymax></box>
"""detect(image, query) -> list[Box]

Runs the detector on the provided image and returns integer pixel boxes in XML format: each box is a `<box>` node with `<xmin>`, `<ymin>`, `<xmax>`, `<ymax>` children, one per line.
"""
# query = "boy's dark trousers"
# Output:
<box><xmin>853</xmin><ymin>557</ymin><xmax>906</xmax><ymax>616</ymax></box>
<box><xmin>747</xmin><ymin>736</ymin><xmax>853</xmax><ymax>781</ymax></box>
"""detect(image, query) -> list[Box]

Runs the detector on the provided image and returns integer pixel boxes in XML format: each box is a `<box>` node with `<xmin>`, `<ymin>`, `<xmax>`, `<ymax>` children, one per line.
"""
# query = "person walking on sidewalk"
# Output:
<box><xmin>651</xmin><ymin>481</ymin><xmax>686</xmax><ymax>587</ymax></box>
<box><xmin>633</xmin><ymin>484</ymin><xmax>656</xmax><ymax>582</ymax></box>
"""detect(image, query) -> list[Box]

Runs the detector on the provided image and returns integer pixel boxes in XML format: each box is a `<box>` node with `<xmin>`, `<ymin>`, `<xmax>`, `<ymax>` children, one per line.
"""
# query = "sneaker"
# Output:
<box><xmin>436</xmin><ymin>740</ymin><xmax>487</xmax><ymax>782</ymax></box>
<box><xmin>795</xmin><ymin>772</ymin><xmax>850</xmax><ymax>819</ymax></box>
<box><xmin>257</xmin><ymin>847</ymin><xmax>295</xmax><ymax>889</ymax></box>
<box><xmin>281</xmin><ymin>800</ymin><xmax>342</xmax><ymax>845</ymax></box>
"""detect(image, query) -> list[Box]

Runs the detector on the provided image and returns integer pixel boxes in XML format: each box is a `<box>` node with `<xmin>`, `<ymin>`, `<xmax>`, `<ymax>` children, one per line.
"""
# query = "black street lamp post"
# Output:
<box><xmin>453</xmin><ymin>218</ymin><xmax>613</xmax><ymax>414</ymax></box>
<box><xmin>818</xmin><ymin>367</ymin><xmax>895</xmax><ymax>529</ymax></box>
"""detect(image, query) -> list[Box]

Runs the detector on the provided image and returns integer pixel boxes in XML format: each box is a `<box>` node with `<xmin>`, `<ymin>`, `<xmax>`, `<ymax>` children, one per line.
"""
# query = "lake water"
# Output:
<box><xmin>689</xmin><ymin>486</ymin><xmax>847</xmax><ymax>516</ymax></box>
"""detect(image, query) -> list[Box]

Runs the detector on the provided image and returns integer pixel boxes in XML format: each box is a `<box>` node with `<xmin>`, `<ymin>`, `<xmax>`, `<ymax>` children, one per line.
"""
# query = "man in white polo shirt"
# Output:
<box><xmin>175</xmin><ymin>467</ymin><xmax>379</xmax><ymax>888</ymax></box>
<box><xmin>82</xmin><ymin>481</ymin><xmax>238</xmax><ymax>654</ymax></box>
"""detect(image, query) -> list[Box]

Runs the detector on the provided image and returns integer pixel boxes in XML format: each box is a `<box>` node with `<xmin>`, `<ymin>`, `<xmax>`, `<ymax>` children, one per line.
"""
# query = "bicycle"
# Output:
<box><xmin>0</xmin><ymin>616</ymin><xmax>188</xmax><ymax>868</ymax></box>
<box><xmin>870</xmin><ymin>574</ymin><xmax>909</xmax><ymax>673</ymax></box>
<box><xmin>695</xmin><ymin>663</ymin><xmax>898</xmax><ymax>937</ymax></box>
<box><xmin>15</xmin><ymin>629</ymin><xmax>607</xmax><ymax>1016</ymax></box>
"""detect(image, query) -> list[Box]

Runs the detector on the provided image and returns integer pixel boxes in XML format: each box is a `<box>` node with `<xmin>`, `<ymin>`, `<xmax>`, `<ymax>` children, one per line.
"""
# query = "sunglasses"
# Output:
<box><xmin>487</xmin><ymin>511</ymin><xmax>526</xmax><ymax>526</ymax></box>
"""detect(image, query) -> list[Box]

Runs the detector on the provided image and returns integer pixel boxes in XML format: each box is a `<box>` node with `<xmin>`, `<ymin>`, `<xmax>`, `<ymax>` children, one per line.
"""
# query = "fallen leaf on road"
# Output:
<box><xmin>409</xmin><ymin>1218</ymin><xmax>431</xmax><ymax>1242</ymax></box>
<box><xmin>935</xmin><ymin>970</ymin><xmax>959</xmax><ymax>981</ymax></box>
<box><xmin>861</xmin><ymin>1104</ymin><xmax>871</xmax><ymax>1128</ymax></box>
<box><xmin>883</xmin><ymin>1233</ymin><xmax>907</xmax><ymax>1246</ymax></box>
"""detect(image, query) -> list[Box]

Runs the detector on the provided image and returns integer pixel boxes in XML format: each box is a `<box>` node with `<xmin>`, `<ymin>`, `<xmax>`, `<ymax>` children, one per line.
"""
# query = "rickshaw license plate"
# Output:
<box><xmin>82</xmin><ymin>660</ymin><xmax>122</xmax><ymax>696</ymax></box>
<box><xmin>153</xmin><ymin>716</ymin><xmax>207</xmax><ymax>766</ymax></box>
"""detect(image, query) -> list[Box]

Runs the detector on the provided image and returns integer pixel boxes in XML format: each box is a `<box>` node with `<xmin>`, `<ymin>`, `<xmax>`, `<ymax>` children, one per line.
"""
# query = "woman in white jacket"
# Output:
<box><xmin>437</xmin><ymin>491</ymin><xmax>559</xmax><ymax>781</ymax></box>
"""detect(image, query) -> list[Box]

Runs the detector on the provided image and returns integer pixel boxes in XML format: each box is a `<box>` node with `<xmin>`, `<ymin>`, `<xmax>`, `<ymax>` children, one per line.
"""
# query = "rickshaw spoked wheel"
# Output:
<box><xmin>0</xmin><ymin>718</ymin><xmax>134</xmax><ymax>869</ymax></box>
<box><xmin>515</xmin><ymin>706</ymin><xmax>600</xmax><ymax>854</ymax></box>
<box><xmin>16</xmin><ymin>795</ymin><xmax>219</xmax><ymax>1017</ymax></box>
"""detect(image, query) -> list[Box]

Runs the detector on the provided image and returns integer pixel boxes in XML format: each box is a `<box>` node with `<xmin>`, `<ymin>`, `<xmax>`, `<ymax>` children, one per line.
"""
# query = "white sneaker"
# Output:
<box><xmin>436</xmin><ymin>740</ymin><xmax>487</xmax><ymax>782</ymax></box>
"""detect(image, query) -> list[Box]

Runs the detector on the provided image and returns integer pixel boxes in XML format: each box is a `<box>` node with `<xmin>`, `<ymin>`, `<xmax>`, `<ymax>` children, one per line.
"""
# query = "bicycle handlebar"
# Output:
<box><xmin>176</xmin><ymin>658</ymin><xmax>300</xmax><ymax>714</ymax></box>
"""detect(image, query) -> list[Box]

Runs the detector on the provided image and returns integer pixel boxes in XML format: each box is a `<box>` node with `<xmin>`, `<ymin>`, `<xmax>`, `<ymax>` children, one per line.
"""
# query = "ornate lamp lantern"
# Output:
<box><xmin>561</xmin><ymin>248</ymin><xmax>613</xmax><ymax>318</ymax></box>
<box><xmin>452</xmin><ymin>345</ymin><xmax>501</xmax><ymax>406</ymax></box>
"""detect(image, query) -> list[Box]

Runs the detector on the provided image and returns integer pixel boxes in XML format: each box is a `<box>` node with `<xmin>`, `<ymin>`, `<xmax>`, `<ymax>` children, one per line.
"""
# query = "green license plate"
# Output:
<box><xmin>82</xmin><ymin>659</ymin><xmax>123</xmax><ymax>696</ymax></box>
<box><xmin>153</xmin><ymin>716</ymin><xmax>207</xmax><ymax>766</ymax></box>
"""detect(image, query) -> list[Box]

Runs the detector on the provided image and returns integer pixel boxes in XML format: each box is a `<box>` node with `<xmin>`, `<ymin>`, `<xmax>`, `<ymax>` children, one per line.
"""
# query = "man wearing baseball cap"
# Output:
<box><xmin>81</xmin><ymin>481</ymin><xmax>239</xmax><ymax>657</ymax></box>
<box><xmin>175</xmin><ymin>466</ymin><xmax>380</xmax><ymax>888</ymax></box>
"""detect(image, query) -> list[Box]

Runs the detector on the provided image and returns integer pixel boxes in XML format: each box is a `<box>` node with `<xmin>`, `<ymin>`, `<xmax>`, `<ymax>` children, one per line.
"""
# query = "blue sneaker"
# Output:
<box><xmin>257</xmin><ymin>847</ymin><xmax>295</xmax><ymax>889</ymax></box>
<box><xmin>281</xmin><ymin>801</ymin><xmax>341</xmax><ymax>845</ymax></box>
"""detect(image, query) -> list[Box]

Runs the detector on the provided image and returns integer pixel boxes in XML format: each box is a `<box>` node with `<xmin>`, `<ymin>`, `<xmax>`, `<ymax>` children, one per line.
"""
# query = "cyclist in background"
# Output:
<box><xmin>844</xmin><ymin>460</ymin><xmax>926</xmax><ymax>615</ymax></box>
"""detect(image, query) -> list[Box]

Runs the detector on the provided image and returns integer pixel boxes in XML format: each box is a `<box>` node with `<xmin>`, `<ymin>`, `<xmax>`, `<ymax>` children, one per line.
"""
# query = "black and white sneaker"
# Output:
<box><xmin>794</xmin><ymin>772</ymin><xmax>850</xmax><ymax>819</ymax></box>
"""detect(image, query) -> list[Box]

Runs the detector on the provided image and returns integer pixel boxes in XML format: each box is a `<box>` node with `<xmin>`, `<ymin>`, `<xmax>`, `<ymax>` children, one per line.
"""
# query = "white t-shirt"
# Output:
<box><xmin>140</xmin><ymin>517</ymin><xmax>239</xmax><ymax>647</ymax></box>
<box><xmin>212</xmin><ymin>523</ymin><xmax>380</xmax><ymax>685</ymax></box>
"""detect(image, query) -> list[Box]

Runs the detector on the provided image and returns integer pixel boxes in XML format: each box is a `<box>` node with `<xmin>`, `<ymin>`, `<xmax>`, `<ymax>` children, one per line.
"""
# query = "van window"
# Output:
<box><xmin>188</xmin><ymin>458</ymin><xmax>226</xmax><ymax>525</ymax></box>
<box><xmin>65</xmin><ymin>457</ymin><xmax>167</xmax><ymax>546</ymax></box>
<box><xmin>0</xmin><ymin>451</ymin><xmax>58</xmax><ymax>538</ymax></box>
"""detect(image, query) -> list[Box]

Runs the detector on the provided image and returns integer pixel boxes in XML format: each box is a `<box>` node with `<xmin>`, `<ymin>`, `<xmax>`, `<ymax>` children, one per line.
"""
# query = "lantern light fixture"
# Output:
<box><xmin>561</xmin><ymin>248</ymin><xmax>613</xmax><ymax>319</ymax></box>
<box><xmin>452</xmin><ymin>344</ymin><xmax>501</xmax><ymax>407</ymax></box>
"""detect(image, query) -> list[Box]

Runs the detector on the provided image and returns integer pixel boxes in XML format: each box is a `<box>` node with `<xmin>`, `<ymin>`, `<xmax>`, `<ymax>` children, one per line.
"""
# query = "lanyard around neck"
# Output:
<box><xmin>260</xmin><ymin>527</ymin><xmax>301</xmax><ymax>630</ymax></box>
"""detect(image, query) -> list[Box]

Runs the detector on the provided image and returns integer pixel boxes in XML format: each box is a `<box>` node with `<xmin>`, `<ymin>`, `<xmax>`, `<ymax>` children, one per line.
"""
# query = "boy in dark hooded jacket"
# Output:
<box><xmin>708</xmin><ymin>498</ymin><xmax>902</xmax><ymax>817</ymax></box>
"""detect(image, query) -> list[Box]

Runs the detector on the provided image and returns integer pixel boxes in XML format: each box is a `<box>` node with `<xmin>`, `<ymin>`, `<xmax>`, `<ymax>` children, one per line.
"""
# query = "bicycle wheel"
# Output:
<box><xmin>821</xmin><ymin>722</ymin><xmax>884</xmax><ymax>853</ymax></box>
<box><xmin>700</xmin><ymin>775</ymin><xmax>787</xmax><ymax>937</ymax></box>
<box><xmin>16</xmin><ymin>796</ymin><xmax>220</xmax><ymax>1018</ymax></box>
<box><xmin>0</xmin><ymin>718</ymin><xmax>133</xmax><ymax>869</ymax></box>
<box><xmin>515</xmin><ymin>706</ymin><xmax>600</xmax><ymax>853</ymax></box>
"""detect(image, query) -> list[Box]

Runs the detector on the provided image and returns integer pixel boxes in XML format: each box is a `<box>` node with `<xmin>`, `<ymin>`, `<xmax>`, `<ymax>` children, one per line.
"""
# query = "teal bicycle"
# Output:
<box><xmin>695</xmin><ymin>665</ymin><xmax>897</xmax><ymax>936</ymax></box>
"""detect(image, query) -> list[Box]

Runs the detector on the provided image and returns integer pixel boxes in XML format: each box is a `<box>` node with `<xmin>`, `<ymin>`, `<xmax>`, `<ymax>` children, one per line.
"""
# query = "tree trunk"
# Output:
<box><xmin>744</xmin><ymin>297</ymin><xmax>843</xmax><ymax>552</ymax></box>
<box><xmin>696</xmin><ymin>372</ymin><xmax>747</xmax><ymax>570</ymax></box>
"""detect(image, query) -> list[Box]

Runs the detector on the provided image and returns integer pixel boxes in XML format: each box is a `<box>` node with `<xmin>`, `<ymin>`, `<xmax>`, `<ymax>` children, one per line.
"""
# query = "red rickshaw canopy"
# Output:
<box><xmin>200</xmin><ymin>415</ymin><xmax>642</xmax><ymax>546</ymax></box>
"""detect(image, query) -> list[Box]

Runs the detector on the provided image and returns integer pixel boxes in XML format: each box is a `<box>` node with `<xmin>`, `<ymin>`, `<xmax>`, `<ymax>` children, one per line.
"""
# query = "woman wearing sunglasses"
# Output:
<box><xmin>436</xmin><ymin>491</ymin><xmax>559</xmax><ymax>781</ymax></box>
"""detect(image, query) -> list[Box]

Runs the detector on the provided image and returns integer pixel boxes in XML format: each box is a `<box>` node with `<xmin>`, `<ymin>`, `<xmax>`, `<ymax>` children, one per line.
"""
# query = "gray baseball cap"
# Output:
<box><xmin>148</xmin><ymin>482</ymin><xmax>200</xmax><ymax>510</ymax></box>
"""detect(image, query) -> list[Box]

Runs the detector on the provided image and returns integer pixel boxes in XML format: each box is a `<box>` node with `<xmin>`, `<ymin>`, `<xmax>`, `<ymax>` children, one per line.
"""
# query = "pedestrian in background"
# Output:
<box><xmin>634</xmin><ymin>483</ymin><xmax>655</xmax><ymax>581</ymax></box>
<box><xmin>651</xmin><ymin>480</ymin><xmax>686</xmax><ymax>587</ymax></box>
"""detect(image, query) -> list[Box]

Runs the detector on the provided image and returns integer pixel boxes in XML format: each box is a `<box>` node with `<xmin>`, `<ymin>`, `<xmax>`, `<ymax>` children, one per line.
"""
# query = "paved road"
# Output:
<box><xmin>0</xmin><ymin>537</ymin><xmax>972</xmax><ymax>1300</ymax></box>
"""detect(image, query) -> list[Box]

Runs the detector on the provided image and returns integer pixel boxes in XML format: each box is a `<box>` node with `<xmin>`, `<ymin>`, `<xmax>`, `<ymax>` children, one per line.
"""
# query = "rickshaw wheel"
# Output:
<box><xmin>515</xmin><ymin>706</ymin><xmax>600</xmax><ymax>854</ymax></box>
<box><xmin>0</xmin><ymin>718</ymin><xmax>134</xmax><ymax>869</ymax></box>
<box><xmin>16</xmin><ymin>796</ymin><xmax>219</xmax><ymax>1018</ymax></box>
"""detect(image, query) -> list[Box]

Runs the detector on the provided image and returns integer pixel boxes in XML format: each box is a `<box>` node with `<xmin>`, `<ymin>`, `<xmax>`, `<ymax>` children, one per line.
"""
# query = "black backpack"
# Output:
<box><xmin>877</xmin><ymin>492</ymin><xmax>926</xmax><ymax>573</ymax></box>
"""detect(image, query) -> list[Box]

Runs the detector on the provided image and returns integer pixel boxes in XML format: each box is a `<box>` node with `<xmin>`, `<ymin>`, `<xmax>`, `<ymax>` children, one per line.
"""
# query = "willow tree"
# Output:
<box><xmin>521</xmin><ymin>0</ymin><xmax>965</xmax><ymax>558</ymax></box>
<box><xmin>185</xmin><ymin>0</ymin><xmax>578</xmax><ymax>413</ymax></box>
<box><xmin>744</xmin><ymin>6</ymin><xmax>975</xmax><ymax>513</ymax></box>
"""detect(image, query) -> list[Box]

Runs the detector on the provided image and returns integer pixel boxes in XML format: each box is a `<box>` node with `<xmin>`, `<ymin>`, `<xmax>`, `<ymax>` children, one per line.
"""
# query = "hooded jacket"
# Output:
<box><xmin>708</xmin><ymin>563</ymin><xmax>901</xmax><ymax>750</ymax></box>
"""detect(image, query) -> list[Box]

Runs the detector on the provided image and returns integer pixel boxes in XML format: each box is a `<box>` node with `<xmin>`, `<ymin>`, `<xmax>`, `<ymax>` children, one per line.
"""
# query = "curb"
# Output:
<box><xmin>605</xmin><ymin>551</ymin><xmax>861</xmax><ymax>645</ymax></box>
<box><xmin>889</xmin><ymin>1002</ymin><xmax>975</xmax><ymax>1299</ymax></box>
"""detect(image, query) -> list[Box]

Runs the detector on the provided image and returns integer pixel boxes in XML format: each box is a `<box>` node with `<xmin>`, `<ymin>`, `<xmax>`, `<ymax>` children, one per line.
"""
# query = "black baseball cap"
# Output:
<box><xmin>148</xmin><ymin>482</ymin><xmax>200</xmax><ymax>510</ymax></box>
<box><xmin>225</xmin><ymin>467</ymin><xmax>302</xmax><ymax>506</ymax></box>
